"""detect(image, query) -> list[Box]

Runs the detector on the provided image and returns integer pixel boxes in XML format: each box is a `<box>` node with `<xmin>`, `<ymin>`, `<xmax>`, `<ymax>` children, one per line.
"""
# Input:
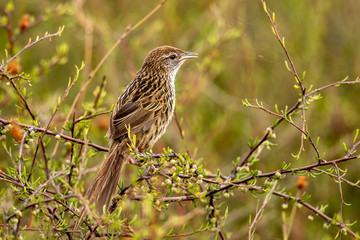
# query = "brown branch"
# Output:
<box><xmin>249</xmin><ymin>185</ymin><xmax>359</xmax><ymax>239</ymax></box>
<box><xmin>313</xmin><ymin>168</ymin><xmax>360</xmax><ymax>190</ymax></box>
<box><xmin>74</xmin><ymin>110</ymin><xmax>111</xmax><ymax>124</ymax></box>
<box><xmin>248</xmin><ymin>182</ymin><xmax>277</xmax><ymax>239</ymax></box>
<box><xmin>28</xmin><ymin>64</ymin><xmax>83</xmax><ymax>180</ymax></box>
<box><xmin>7</xmin><ymin>77</ymin><xmax>50</xmax><ymax>181</ymax></box>
<box><xmin>9</xmin><ymin>79</ymin><xmax>35</xmax><ymax>120</ymax></box>
<box><xmin>236</xmin><ymin>101</ymin><xmax>302</xmax><ymax>172</ymax></box>
<box><xmin>0</xmin><ymin>26</ymin><xmax>65</xmax><ymax>71</ymax></box>
<box><xmin>0</xmin><ymin>118</ymin><xmax>108</xmax><ymax>152</ymax></box>
<box><xmin>93</xmin><ymin>76</ymin><xmax>106</xmax><ymax>110</ymax></box>
<box><xmin>208</xmin><ymin>155</ymin><xmax>358</xmax><ymax>197</ymax></box>
<box><xmin>332</xmin><ymin>163</ymin><xmax>344</xmax><ymax>223</ymax></box>
<box><xmin>244</xmin><ymin>101</ymin><xmax>321</xmax><ymax>160</ymax></box>
<box><xmin>305</xmin><ymin>77</ymin><xmax>360</xmax><ymax>98</ymax></box>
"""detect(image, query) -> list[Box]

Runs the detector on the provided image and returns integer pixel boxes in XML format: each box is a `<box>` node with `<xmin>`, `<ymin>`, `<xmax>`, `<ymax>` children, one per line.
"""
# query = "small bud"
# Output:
<box><xmin>141</xmin><ymin>186</ymin><xmax>149</xmax><ymax>192</ymax></box>
<box><xmin>323</xmin><ymin>223</ymin><xmax>329</xmax><ymax>229</ymax></box>
<box><xmin>3</xmin><ymin>125</ymin><xmax>10</xmax><ymax>133</ymax></box>
<box><xmin>341</xmin><ymin>228</ymin><xmax>347</xmax><ymax>236</ymax></box>
<box><xmin>164</xmin><ymin>179</ymin><xmax>172</xmax><ymax>186</ymax></box>
<box><xmin>274</xmin><ymin>172</ymin><xmax>282</xmax><ymax>179</ymax></box>
<box><xmin>308</xmin><ymin>215</ymin><xmax>314</xmax><ymax>221</ymax></box>
<box><xmin>296</xmin><ymin>203</ymin><xmax>302</xmax><ymax>209</ymax></box>
<box><xmin>264</xmin><ymin>179</ymin><xmax>274</xmax><ymax>188</ymax></box>
<box><xmin>240</xmin><ymin>186</ymin><xmax>248</xmax><ymax>192</ymax></box>
<box><xmin>0</xmin><ymin>135</ymin><xmax>6</xmax><ymax>141</ymax></box>
<box><xmin>55</xmin><ymin>134</ymin><xmax>61</xmax><ymax>141</ymax></box>
<box><xmin>28</xmin><ymin>139</ymin><xmax>34</xmax><ymax>145</ymax></box>
<box><xmin>23</xmin><ymin>144</ymin><xmax>29</xmax><ymax>149</ymax></box>
<box><xmin>10</xmin><ymin>217</ymin><xmax>18</xmax><ymax>224</ymax></box>
<box><xmin>29</xmin><ymin>131</ymin><xmax>35</xmax><ymax>137</ymax></box>
<box><xmin>224</xmin><ymin>192</ymin><xmax>230</xmax><ymax>198</ymax></box>
<box><xmin>129</xmin><ymin>190</ymin><xmax>137</xmax><ymax>197</ymax></box>
<box><xmin>281</xmin><ymin>203</ymin><xmax>288</xmax><ymax>209</ymax></box>
<box><xmin>266</xmin><ymin>127</ymin><xmax>276</xmax><ymax>139</ymax></box>
<box><xmin>32</xmin><ymin>209</ymin><xmax>39</xmax><ymax>215</ymax></box>
<box><xmin>65</xmin><ymin>141</ymin><xmax>72</xmax><ymax>148</ymax></box>
<box><xmin>210</xmin><ymin>218</ymin><xmax>217</xmax><ymax>224</ymax></box>
<box><xmin>169</xmin><ymin>159</ymin><xmax>176</xmax><ymax>165</ymax></box>
<box><xmin>15</xmin><ymin>210</ymin><xmax>22</xmax><ymax>217</ymax></box>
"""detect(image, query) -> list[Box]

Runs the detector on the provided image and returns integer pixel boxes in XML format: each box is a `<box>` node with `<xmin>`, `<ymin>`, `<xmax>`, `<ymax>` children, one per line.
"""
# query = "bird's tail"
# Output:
<box><xmin>77</xmin><ymin>140</ymin><xmax>129</xmax><ymax>226</ymax></box>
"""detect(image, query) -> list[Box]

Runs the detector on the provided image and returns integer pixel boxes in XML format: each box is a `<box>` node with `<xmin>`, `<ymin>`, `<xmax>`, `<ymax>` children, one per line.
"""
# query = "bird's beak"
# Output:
<box><xmin>179</xmin><ymin>51</ymin><xmax>198</xmax><ymax>61</ymax></box>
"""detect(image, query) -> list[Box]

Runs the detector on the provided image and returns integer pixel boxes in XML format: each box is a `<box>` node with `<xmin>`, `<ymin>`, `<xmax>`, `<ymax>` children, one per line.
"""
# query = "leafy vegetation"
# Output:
<box><xmin>1</xmin><ymin>0</ymin><xmax>360</xmax><ymax>239</ymax></box>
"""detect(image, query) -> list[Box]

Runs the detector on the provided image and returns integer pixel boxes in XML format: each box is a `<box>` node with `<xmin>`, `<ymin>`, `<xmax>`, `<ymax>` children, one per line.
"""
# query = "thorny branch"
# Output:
<box><xmin>0</xmin><ymin>26</ymin><xmax>65</xmax><ymax>72</ymax></box>
<box><xmin>0</xmin><ymin>117</ymin><xmax>108</xmax><ymax>152</ymax></box>
<box><xmin>28</xmin><ymin>63</ymin><xmax>84</xmax><ymax>180</ymax></box>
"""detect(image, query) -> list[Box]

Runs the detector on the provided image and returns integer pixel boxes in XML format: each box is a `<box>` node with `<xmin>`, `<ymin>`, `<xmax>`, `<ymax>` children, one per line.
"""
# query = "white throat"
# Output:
<box><xmin>169</xmin><ymin>63</ymin><xmax>183</xmax><ymax>84</ymax></box>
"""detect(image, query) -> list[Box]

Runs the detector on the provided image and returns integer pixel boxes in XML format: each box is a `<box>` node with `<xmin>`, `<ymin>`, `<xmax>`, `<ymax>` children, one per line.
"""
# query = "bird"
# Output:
<box><xmin>78</xmin><ymin>46</ymin><xmax>197</xmax><ymax>225</ymax></box>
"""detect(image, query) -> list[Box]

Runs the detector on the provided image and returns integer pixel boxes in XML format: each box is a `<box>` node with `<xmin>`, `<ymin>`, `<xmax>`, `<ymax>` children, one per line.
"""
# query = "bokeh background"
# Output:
<box><xmin>1</xmin><ymin>0</ymin><xmax>360</xmax><ymax>239</ymax></box>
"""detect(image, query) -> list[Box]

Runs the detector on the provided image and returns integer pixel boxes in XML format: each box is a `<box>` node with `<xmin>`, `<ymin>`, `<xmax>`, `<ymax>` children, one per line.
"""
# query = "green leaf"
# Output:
<box><xmin>342</xmin><ymin>142</ymin><xmax>347</xmax><ymax>152</ymax></box>
<box><xmin>354</xmin><ymin>129</ymin><xmax>359</xmax><ymax>144</ymax></box>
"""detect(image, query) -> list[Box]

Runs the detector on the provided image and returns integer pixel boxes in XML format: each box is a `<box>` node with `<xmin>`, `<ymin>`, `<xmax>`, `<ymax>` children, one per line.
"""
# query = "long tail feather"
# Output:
<box><xmin>77</xmin><ymin>140</ymin><xmax>129</xmax><ymax>227</ymax></box>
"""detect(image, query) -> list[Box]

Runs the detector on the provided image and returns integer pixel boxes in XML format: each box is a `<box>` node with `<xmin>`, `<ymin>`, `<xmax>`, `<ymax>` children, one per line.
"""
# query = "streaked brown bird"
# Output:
<box><xmin>78</xmin><ymin>46</ymin><xmax>197</xmax><ymax>223</ymax></box>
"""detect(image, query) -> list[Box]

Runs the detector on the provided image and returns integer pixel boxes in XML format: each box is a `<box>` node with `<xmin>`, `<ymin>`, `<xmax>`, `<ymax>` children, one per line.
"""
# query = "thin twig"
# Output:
<box><xmin>9</xmin><ymin>79</ymin><xmax>35</xmax><ymax>120</ymax></box>
<box><xmin>18</xmin><ymin>127</ymin><xmax>34</xmax><ymax>177</ymax></box>
<box><xmin>248</xmin><ymin>182</ymin><xmax>277</xmax><ymax>240</ymax></box>
<box><xmin>305</xmin><ymin>77</ymin><xmax>360</xmax><ymax>98</ymax></box>
<box><xmin>332</xmin><ymin>163</ymin><xmax>344</xmax><ymax>223</ymax></box>
<box><xmin>0</xmin><ymin>117</ymin><xmax>108</xmax><ymax>152</ymax></box>
<box><xmin>28</xmin><ymin>63</ymin><xmax>84</xmax><ymax>180</ymax></box>
<box><xmin>0</xmin><ymin>26</ymin><xmax>65</xmax><ymax>71</ymax></box>
<box><xmin>74</xmin><ymin>110</ymin><xmax>111</xmax><ymax>124</ymax></box>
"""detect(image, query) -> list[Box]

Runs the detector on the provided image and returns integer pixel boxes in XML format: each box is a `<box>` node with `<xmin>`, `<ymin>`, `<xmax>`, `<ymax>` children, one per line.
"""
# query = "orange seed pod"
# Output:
<box><xmin>11</xmin><ymin>122</ymin><xmax>24</xmax><ymax>143</ymax></box>
<box><xmin>7</xmin><ymin>60</ymin><xmax>21</xmax><ymax>75</ymax></box>
<box><xmin>19</xmin><ymin>14</ymin><xmax>30</xmax><ymax>30</ymax></box>
<box><xmin>297</xmin><ymin>176</ymin><xmax>308</xmax><ymax>189</ymax></box>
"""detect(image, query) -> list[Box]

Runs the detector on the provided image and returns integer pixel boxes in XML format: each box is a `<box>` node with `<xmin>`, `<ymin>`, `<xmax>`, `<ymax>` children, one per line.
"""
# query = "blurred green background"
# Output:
<box><xmin>1</xmin><ymin>0</ymin><xmax>360</xmax><ymax>239</ymax></box>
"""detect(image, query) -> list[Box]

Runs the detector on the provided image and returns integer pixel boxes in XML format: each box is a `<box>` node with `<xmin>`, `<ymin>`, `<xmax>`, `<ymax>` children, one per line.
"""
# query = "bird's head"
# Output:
<box><xmin>141</xmin><ymin>46</ymin><xmax>197</xmax><ymax>78</ymax></box>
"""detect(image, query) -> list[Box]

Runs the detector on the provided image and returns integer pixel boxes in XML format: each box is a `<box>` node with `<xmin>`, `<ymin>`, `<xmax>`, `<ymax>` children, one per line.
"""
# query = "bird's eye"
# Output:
<box><xmin>169</xmin><ymin>54</ymin><xmax>176</xmax><ymax>60</ymax></box>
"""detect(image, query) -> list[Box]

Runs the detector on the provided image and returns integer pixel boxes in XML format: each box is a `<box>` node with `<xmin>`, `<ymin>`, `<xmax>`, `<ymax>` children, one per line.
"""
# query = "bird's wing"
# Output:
<box><xmin>109</xmin><ymin>100</ymin><xmax>163</xmax><ymax>140</ymax></box>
